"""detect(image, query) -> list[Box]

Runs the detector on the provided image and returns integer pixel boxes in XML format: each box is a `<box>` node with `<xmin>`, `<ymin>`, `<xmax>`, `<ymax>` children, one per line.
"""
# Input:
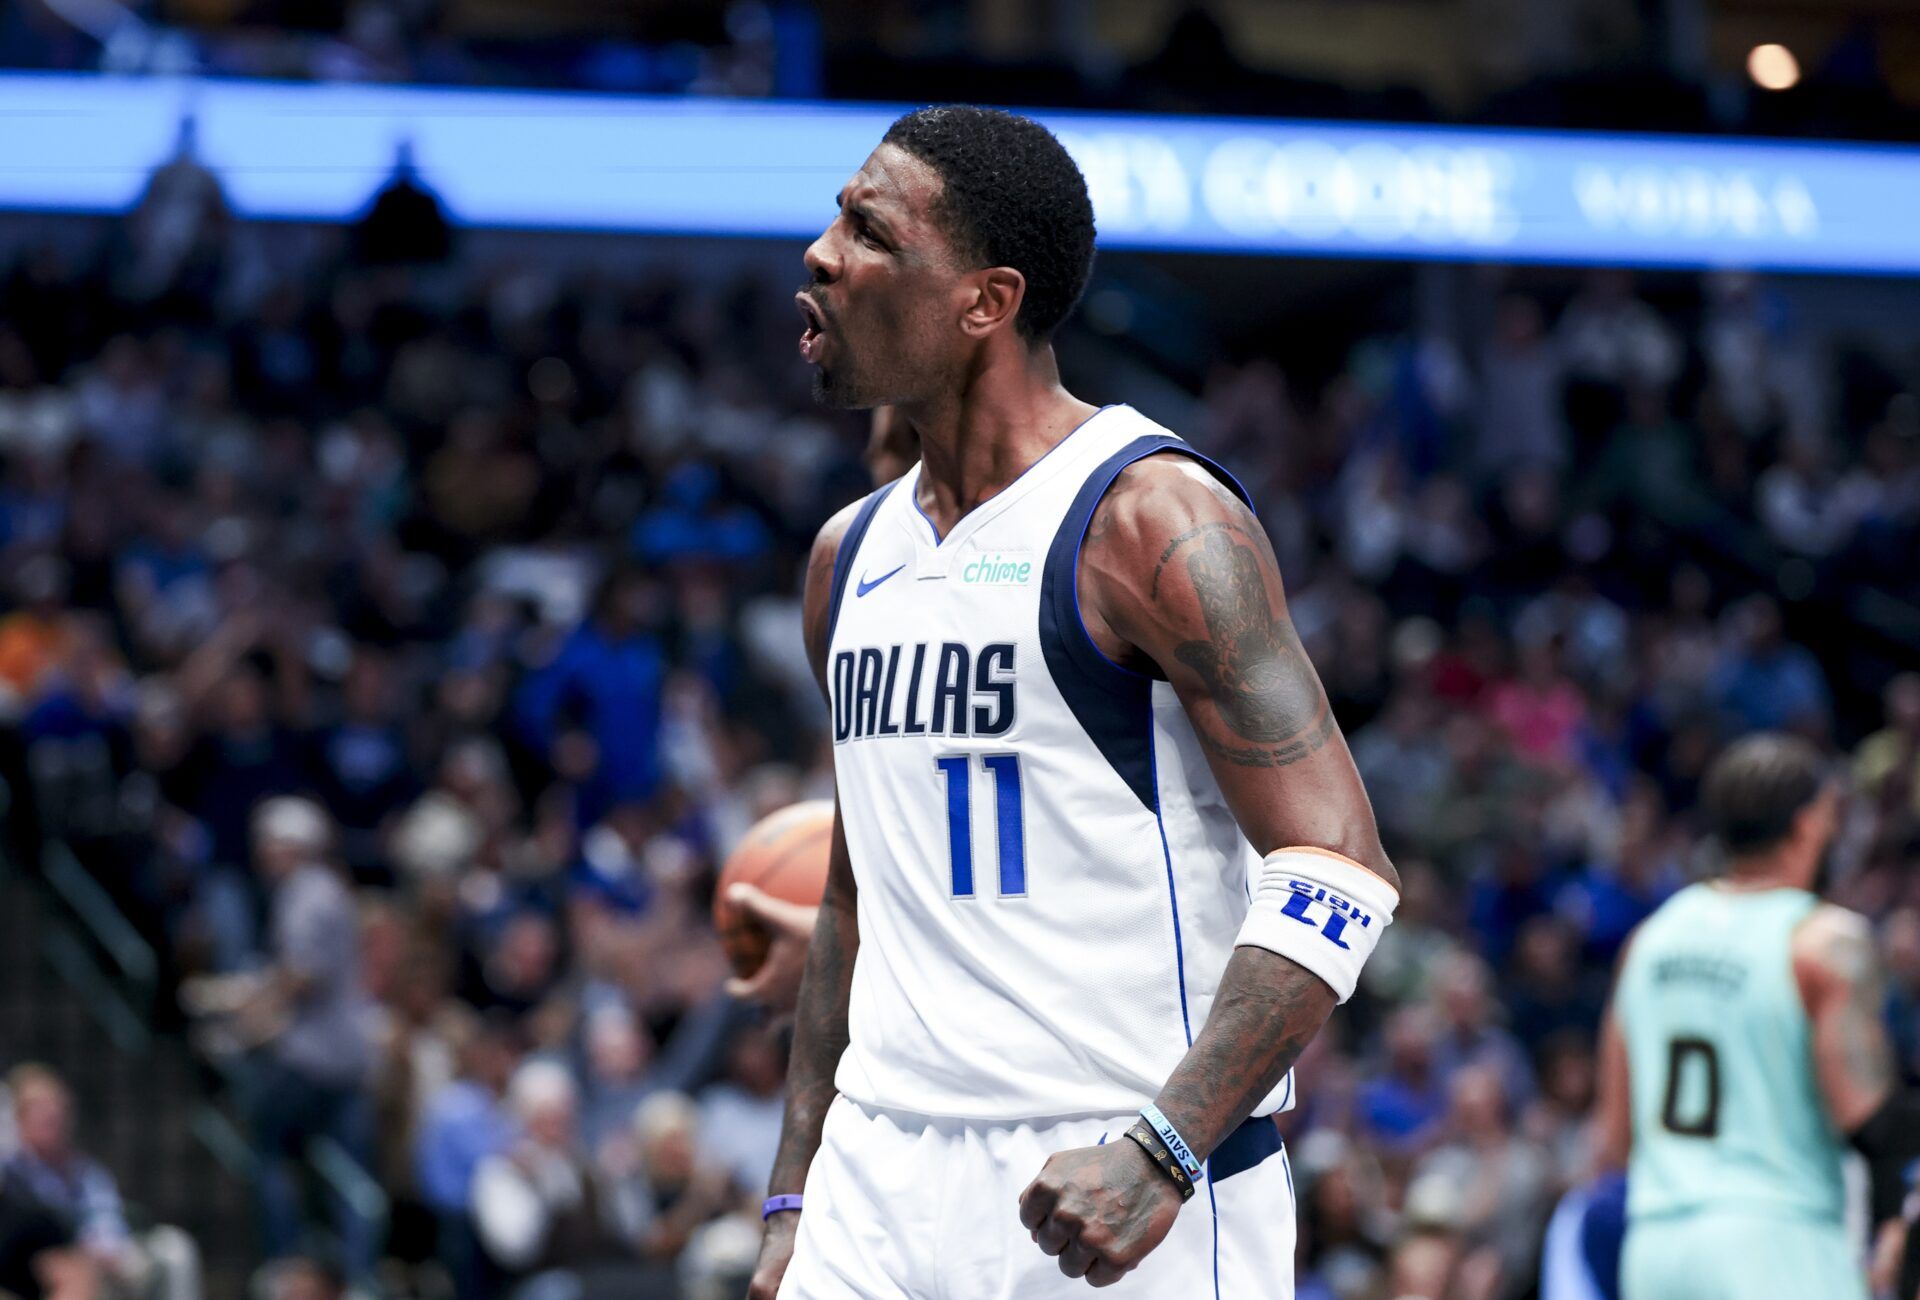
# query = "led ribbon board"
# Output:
<box><xmin>3</xmin><ymin>72</ymin><xmax>1918</xmax><ymax>273</ymax></box>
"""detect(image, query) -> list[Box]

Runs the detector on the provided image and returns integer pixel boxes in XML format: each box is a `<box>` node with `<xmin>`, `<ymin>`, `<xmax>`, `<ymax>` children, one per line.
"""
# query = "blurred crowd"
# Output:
<box><xmin>0</xmin><ymin>0</ymin><xmax>816</xmax><ymax>97</ymax></box>
<box><xmin>0</xmin><ymin>138</ymin><xmax>1914</xmax><ymax>1300</ymax></box>
<box><xmin>5</xmin><ymin>0</ymin><xmax>1919</xmax><ymax>142</ymax></box>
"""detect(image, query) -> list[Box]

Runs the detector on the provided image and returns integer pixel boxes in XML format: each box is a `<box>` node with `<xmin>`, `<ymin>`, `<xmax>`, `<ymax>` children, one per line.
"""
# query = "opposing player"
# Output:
<box><xmin>751</xmin><ymin>105</ymin><xmax>1399</xmax><ymax>1298</ymax></box>
<box><xmin>1595</xmin><ymin>734</ymin><xmax>1920</xmax><ymax>1299</ymax></box>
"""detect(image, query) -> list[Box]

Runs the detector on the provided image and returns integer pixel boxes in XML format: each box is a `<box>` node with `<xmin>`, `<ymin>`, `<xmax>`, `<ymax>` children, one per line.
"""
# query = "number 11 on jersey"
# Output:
<box><xmin>936</xmin><ymin>754</ymin><xmax>1026</xmax><ymax>898</ymax></box>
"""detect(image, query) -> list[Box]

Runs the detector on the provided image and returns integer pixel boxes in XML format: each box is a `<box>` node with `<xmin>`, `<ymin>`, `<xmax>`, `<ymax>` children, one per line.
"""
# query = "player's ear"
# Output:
<box><xmin>959</xmin><ymin>267</ymin><xmax>1025</xmax><ymax>339</ymax></box>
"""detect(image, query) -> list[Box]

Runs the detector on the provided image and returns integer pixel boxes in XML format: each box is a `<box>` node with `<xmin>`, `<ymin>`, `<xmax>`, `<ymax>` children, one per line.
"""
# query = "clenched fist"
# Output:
<box><xmin>1017</xmin><ymin>1139</ymin><xmax>1183</xmax><ymax>1286</ymax></box>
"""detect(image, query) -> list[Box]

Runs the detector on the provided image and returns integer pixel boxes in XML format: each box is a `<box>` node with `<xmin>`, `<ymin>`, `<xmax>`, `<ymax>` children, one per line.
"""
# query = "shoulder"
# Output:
<box><xmin>1792</xmin><ymin>903</ymin><xmax>1878</xmax><ymax>1002</ymax></box>
<box><xmin>802</xmin><ymin>492</ymin><xmax>883</xmax><ymax>682</ymax></box>
<box><xmin>1794</xmin><ymin>902</ymin><xmax>1872</xmax><ymax>956</ymax></box>
<box><xmin>810</xmin><ymin>493</ymin><xmax>873</xmax><ymax>571</ymax></box>
<box><xmin>1081</xmin><ymin>451</ymin><xmax>1268</xmax><ymax>607</ymax></box>
<box><xmin>1086</xmin><ymin>450</ymin><xmax>1255</xmax><ymax>557</ymax></box>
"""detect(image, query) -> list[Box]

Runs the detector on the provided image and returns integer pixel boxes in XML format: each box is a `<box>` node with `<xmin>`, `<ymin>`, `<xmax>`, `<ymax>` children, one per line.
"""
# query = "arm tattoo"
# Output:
<box><xmin>765</xmin><ymin>878</ymin><xmax>856</xmax><ymax>1195</ymax></box>
<box><xmin>1171</xmin><ymin>529</ymin><xmax>1332</xmax><ymax>766</ymax></box>
<box><xmin>1824</xmin><ymin>928</ymin><xmax>1895</xmax><ymax>1096</ymax></box>
<box><xmin>1153</xmin><ymin>946</ymin><xmax>1336</xmax><ymax>1158</ymax></box>
<box><xmin>1149</xmin><ymin>521</ymin><xmax>1235</xmax><ymax>600</ymax></box>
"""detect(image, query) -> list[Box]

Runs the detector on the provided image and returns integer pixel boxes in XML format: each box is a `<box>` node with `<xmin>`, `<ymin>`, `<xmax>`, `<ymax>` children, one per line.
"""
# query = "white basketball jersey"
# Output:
<box><xmin>825</xmin><ymin>404</ymin><xmax>1296</xmax><ymax>1123</ymax></box>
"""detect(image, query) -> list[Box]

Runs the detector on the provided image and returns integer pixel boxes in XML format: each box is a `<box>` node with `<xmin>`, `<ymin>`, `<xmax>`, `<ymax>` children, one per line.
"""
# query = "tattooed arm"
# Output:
<box><xmin>1083</xmin><ymin>456</ymin><xmax>1393</xmax><ymax>867</ymax></box>
<box><xmin>1086</xmin><ymin>454</ymin><xmax>1396</xmax><ymax>1144</ymax></box>
<box><xmin>1018</xmin><ymin>455</ymin><xmax>1394</xmax><ymax>1287</ymax></box>
<box><xmin>1793</xmin><ymin>905</ymin><xmax>1895</xmax><ymax>1134</ymax></box>
<box><xmin>1792</xmin><ymin>903</ymin><xmax>1918</xmax><ymax>1293</ymax></box>
<box><xmin>746</xmin><ymin>502</ymin><xmax>863</xmax><ymax>1300</ymax></box>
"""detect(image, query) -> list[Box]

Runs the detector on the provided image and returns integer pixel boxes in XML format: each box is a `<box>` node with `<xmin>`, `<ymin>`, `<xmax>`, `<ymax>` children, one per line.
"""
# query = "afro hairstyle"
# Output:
<box><xmin>881</xmin><ymin>105</ymin><xmax>1096</xmax><ymax>342</ymax></box>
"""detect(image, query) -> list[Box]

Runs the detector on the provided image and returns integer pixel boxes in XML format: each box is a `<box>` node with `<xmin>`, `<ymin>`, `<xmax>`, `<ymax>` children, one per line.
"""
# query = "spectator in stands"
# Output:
<box><xmin>1711</xmin><ymin>595</ymin><xmax>1832</xmax><ymax>739</ymax></box>
<box><xmin>1293</xmin><ymin>1138</ymin><xmax>1391</xmax><ymax>1299</ymax></box>
<box><xmin>695</xmin><ymin>1024</ymin><xmax>784</xmax><ymax>1197</ymax></box>
<box><xmin>416</xmin><ymin>1014</ymin><xmax>522</xmax><ymax>1300</ymax></box>
<box><xmin>1428</xmin><ymin>952</ymin><xmax>1534</xmax><ymax>1107</ymax></box>
<box><xmin>1475</xmin><ymin>295</ymin><xmax>1566</xmax><ymax>482</ymax></box>
<box><xmin>622</xmin><ymin>1093</ymin><xmax>735</xmax><ymax>1267</ymax></box>
<box><xmin>512</xmin><ymin>569</ymin><xmax>667</xmax><ymax>827</ymax></box>
<box><xmin>1855</xmin><ymin>673</ymin><xmax>1920</xmax><ymax>834</ymax></box>
<box><xmin>1524</xmin><ymin>1032</ymin><xmax>1599</xmax><ymax>1191</ymax></box>
<box><xmin>236</xmin><ymin>798</ymin><xmax>375</xmax><ymax>1280</ymax></box>
<box><xmin>0</xmin><ymin>1173</ymin><xmax>92</xmax><ymax>1300</ymax></box>
<box><xmin>1502</xmin><ymin>917</ymin><xmax>1603</xmax><ymax>1052</ymax></box>
<box><xmin>1757</xmin><ymin>435</ymin><xmax>1873</xmax><ymax>560</ymax></box>
<box><xmin>1356</xmin><ymin>1005</ymin><xmax>1448</xmax><ymax>1160</ymax></box>
<box><xmin>172</xmin><ymin>620</ymin><xmax>309</xmax><ymax>919</ymax></box>
<box><xmin>306</xmin><ymin>646</ymin><xmax>416</xmax><ymax>882</ymax></box>
<box><xmin>1</xmin><ymin>1066</ymin><xmax>199</xmax><ymax>1300</ymax></box>
<box><xmin>470</xmin><ymin>1061</ymin><xmax>659</xmax><ymax>1296</ymax></box>
<box><xmin>1412</xmin><ymin>1064</ymin><xmax>1553</xmax><ymax>1299</ymax></box>
<box><xmin>576</xmin><ymin>1006</ymin><xmax>659</xmax><ymax>1157</ymax></box>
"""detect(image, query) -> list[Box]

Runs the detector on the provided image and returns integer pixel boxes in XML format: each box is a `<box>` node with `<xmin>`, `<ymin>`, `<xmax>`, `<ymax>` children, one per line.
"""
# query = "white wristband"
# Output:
<box><xmin>1235</xmin><ymin>848</ymin><xmax>1397</xmax><ymax>1004</ymax></box>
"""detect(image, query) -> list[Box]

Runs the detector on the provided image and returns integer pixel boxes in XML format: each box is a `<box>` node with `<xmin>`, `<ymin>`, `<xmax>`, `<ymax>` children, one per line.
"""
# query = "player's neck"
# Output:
<box><xmin>1717</xmin><ymin>852</ymin><xmax>1811</xmax><ymax>893</ymax></box>
<box><xmin>903</xmin><ymin>356</ymin><xmax>1100</xmax><ymax>532</ymax></box>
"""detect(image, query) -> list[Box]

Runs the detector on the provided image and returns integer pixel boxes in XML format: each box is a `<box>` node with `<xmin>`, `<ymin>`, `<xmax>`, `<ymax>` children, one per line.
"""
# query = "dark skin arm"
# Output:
<box><xmin>1019</xmin><ymin>455</ymin><xmax>1396</xmax><ymax>1287</ymax></box>
<box><xmin>746</xmin><ymin>502</ymin><xmax>864</xmax><ymax>1300</ymax></box>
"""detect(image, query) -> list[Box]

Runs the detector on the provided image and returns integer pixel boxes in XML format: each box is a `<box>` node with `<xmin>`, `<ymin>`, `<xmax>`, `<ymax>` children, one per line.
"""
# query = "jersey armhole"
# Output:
<box><xmin>825</xmin><ymin>480</ymin><xmax>899</xmax><ymax>646</ymax></box>
<box><xmin>1036</xmin><ymin>434</ymin><xmax>1254</xmax><ymax>810</ymax></box>
<box><xmin>1041</xmin><ymin>436</ymin><xmax>1255</xmax><ymax>691</ymax></box>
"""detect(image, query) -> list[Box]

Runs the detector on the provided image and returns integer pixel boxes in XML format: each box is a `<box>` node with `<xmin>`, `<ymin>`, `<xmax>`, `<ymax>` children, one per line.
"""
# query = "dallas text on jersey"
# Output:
<box><xmin>831</xmin><ymin>641</ymin><xmax>1017</xmax><ymax>742</ymax></box>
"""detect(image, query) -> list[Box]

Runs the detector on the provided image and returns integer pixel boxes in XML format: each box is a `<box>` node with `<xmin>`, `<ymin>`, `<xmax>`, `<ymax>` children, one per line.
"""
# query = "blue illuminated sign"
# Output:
<box><xmin>1</xmin><ymin>72</ymin><xmax>1917</xmax><ymax>274</ymax></box>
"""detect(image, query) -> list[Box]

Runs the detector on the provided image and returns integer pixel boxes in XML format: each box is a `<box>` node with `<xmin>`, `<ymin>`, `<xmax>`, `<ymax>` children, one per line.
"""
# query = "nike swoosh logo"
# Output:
<box><xmin>855</xmin><ymin>564</ymin><xmax>906</xmax><ymax>597</ymax></box>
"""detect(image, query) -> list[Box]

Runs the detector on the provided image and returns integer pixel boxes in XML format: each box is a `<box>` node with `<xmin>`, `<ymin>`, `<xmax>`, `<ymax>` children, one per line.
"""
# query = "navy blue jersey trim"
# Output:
<box><xmin>1207</xmin><ymin>1174</ymin><xmax>1221</xmax><ymax>1300</ymax></box>
<box><xmin>1036</xmin><ymin>433</ymin><xmax>1255</xmax><ymax>809</ymax></box>
<box><xmin>1208</xmin><ymin>1116</ymin><xmax>1283</xmax><ymax>1183</ymax></box>
<box><xmin>826</xmin><ymin>480</ymin><xmax>899</xmax><ymax>645</ymax></box>
<box><xmin>1149</xmin><ymin>726</ymin><xmax>1195</xmax><ymax>1043</ymax></box>
<box><xmin>911</xmin><ymin>491</ymin><xmax>943</xmax><ymax>543</ymax></box>
<box><xmin>912</xmin><ymin>403</ymin><xmax>1121</xmax><ymax>548</ymax></box>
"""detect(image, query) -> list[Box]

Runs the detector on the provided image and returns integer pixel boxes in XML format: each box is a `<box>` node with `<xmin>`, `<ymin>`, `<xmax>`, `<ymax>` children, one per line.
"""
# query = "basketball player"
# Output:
<box><xmin>1595</xmin><ymin>734</ymin><xmax>1920</xmax><ymax>1299</ymax></box>
<box><xmin>750</xmin><ymin>105</ymin><xmax>1400</xmax><ymax>1298</ymax></box>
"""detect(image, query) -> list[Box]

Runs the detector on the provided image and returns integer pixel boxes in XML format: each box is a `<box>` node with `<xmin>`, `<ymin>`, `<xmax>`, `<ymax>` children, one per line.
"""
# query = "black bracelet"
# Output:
<box><xmin>1124</xmin><ymin>1119</ymin><xmax>1196</xmax><ymax>1202</ymax></box>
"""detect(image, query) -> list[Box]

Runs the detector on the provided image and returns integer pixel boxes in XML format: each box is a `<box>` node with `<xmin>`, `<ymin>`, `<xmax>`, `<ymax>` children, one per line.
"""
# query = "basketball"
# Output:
<box><xmin>713</xmin><ymin>799</ymin><xmax>834</xmax><ymax>978</ymax></box>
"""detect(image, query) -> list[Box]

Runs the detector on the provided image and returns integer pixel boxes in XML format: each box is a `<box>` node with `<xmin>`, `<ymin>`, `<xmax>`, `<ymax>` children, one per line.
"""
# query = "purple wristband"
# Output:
<box><xmin>761</xmin><ymin>1194</ymin><xmax>803</xmax><ymax>1220</ymax></box>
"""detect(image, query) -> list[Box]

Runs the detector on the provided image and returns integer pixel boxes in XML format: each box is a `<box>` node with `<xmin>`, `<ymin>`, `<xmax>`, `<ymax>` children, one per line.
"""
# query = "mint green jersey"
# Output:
<box><xmin>1616</xmin><ymin>883</ymin><xmax>1846</xmax><ymax>1225</ymax></box>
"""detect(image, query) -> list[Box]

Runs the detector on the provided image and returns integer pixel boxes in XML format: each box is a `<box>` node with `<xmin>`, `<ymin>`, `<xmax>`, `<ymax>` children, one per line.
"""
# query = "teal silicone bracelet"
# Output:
<box><xmin>1140</xmin><ymin>1103</ymin><xmax>1204</xmax><ymax>1181</ymax></box>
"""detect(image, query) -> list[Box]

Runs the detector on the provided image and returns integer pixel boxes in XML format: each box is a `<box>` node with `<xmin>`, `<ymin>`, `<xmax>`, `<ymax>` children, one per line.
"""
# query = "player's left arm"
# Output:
<box><xmin>1794</xmin><ymin>906</ymin><xmax>1919</xmax><ymax>1240</ymax></box>
<box><xmin>1019</xmin><ymin>454</ymin><xmax>1397</xmax><ymax>1286</ymax></box>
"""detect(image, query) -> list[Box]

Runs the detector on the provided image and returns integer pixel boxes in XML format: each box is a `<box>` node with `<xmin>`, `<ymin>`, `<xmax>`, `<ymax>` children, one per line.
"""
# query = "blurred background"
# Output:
<box><xmin>0</xmin><ymin>2</ymin><xmax>1917</xmax><ymax>1299</ymax></box>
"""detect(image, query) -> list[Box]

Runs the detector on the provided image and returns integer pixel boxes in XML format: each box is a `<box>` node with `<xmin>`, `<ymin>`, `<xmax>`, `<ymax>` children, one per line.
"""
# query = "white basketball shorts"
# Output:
<box><xmin>778</xmin><ymin>1095</ymin><xmax>1297</xmax><ymax>1299</ymax></box>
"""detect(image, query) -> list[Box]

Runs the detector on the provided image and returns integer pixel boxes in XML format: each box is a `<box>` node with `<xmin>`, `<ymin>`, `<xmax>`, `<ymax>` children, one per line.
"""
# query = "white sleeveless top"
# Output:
<box><xmin>824</xmin><ymin>404</ymin><xmax>1295</xmax><ymax>1123</ymax></box>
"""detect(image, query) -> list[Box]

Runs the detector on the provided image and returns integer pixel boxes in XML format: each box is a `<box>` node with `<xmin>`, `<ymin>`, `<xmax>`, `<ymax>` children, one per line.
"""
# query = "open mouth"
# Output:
<box><xmin>796</xmin><ymin>293</ymin><xmax>827</xmax><ymax>363</ymax></box>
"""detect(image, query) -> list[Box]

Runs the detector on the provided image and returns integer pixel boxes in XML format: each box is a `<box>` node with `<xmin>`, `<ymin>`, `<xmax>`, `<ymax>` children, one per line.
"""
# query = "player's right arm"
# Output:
<box><xmin>1590</xmin><ymin>931</ymin><xmax>1638</xmax><ymax>1175</ymax></box>
<box><xmin>748</xmin><ymin>499</ymin><xmax>865</xmax><ymax>1300</ymax></box>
